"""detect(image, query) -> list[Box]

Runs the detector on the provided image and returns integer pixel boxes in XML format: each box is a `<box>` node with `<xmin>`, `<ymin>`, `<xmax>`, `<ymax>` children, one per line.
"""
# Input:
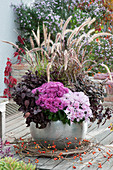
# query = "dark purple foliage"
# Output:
<box><xmin>12</xmin><ymin>70</ymin><xmax>49</xmax><ymax>128</ymax></box>
<box><xmin>74</xmin><ymin>74</ymin><xmax>113</xmax><ymax>126</ymax></box>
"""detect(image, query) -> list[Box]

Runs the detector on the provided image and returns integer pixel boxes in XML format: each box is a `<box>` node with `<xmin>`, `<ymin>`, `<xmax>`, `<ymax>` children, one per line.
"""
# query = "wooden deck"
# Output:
<box><xmin>5</xmin><ymin>104</ymin><xmax>113</xmax><ymax>170</ymax></box>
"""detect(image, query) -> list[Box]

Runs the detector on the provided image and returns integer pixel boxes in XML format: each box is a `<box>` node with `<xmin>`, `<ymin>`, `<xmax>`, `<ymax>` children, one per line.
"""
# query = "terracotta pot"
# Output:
<box><xmin>30</xmin><ymin>121</ymin><xmax>88</xmax><ymax>149</ymax></box>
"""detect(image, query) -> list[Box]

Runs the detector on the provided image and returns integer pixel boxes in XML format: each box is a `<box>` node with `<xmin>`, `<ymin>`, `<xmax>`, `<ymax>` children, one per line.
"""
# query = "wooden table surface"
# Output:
<box><xmin>4</xmin><ymin>103</ymin><xmax>113</xmax><ymax>170</ymax></box>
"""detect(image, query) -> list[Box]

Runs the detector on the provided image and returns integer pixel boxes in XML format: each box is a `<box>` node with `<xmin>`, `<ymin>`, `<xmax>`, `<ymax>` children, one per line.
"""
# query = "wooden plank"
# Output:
<box><xmin>52</xmin><ymin>159</ymin><xmax>75</xmax><ymax>170</ymax></box>
<box><xmin>5</xmin><ymin>103</ymin><xmax>19</xmax><ymax>116</ymax></box>
<box><xmin>87</xmin><ymin>122</ymin><xmax>97</xmax><ymax>133</ymax></box>
<box><xmin>81</xmin><ymin>152</ymin><xmax>105</xmax><ymax>170</ymax></box>
<box><xmin>6</xmin><ymin>112</ymin><xmax>23</xmax><ymax>122</ymax></box>
<box><xmin>100</xmin><ymin>131</ymin><xmax>113</xmax><ymax>145</ymax></box>
<box><xmin>87</xmin><ymin>127</ymin><xmax>111</xmax><ymax>143</ymax></box>
<box><xmin>98</xmin><ymin>157</ymin><xmax>113</xmax><ymax>170</ymax></box>
<box><xmin>86</xmin><ymin>118</ymin><xmax>113</xmax><ymax>142</ymax></box>
<box><xmin>36</xmin><ymin>158</ymin><xmax>51</xmax><ymax>168</ymax></box>
<box><xmin>6</xmin><ymin>116</ymin><xmax>26</xmax><ymax>127</ymax></box>
<box><xmin>5</xmin><ymin>124</ymin><xmax>30</xmax><ymax>142</ymax></box>
<box><xmin>38</xmin><ymin>158</ymin><xmax>63</xmax><ymax>169</ymax></box>
<box><xmin>6</xmin><ymin>121</ymin><xmax>25</xmax><ymax>133</ymax></box>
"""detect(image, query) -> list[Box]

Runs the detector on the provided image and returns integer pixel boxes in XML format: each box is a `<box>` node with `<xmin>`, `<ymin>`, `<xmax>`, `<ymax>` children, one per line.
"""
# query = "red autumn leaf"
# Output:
<box><xmin>4</xmin><ymin>77</ymin><xmax>10</xmax><ymax>85</ymax></box>
<box><xmin>17</xmin><ymin>55</ymin><xmax>22</xmax><ymax>63</ymax></box>
<box><xmin>9</xmin><ymin>76</ymin><xmax>17</xmax><ymax>85</ymax></box>
<box><xmin>14</xmin><ymin>51</ymin><xmax>19</xmax><ymax>57</ymax></box>
<box><xmin>18</xmin><ymin>35</ymin><xmax>24</xmax><ymax>45</ymax></box>
<box><xmin>6</xmin><ymin>61</ymin><xmax>12</xmax><ymax>66</ymax></box>
<box><xmin>3</xmin><ymin>88</ymin><xmax>10</xmax><ymax>95</ymax></box>
<box><xmin>4</xmin><ymin>66</ymin><xmax>12</xmax><ymax>76</ymax></box>
<box><xmin>19</xmin><ymin>48</ymin><xmax>26</xmax><ymax>54</ymax></box>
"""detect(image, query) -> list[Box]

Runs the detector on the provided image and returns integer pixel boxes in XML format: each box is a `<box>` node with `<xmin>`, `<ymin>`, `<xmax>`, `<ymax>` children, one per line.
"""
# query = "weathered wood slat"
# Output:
<box><xmin>6</xmin><ymin>116</ymin><xmax>25</xmax><ymax>128</ymax></box>
<box><xmin>36</xmin><ymin>158</ymin><xmax>51</xmax><ymax>168</ymax></box>
<box><xmin>6</xmin><ymin>103</ymin><xmax>20</xmax><ymax>116</ymax></box>
<box><xmin>6</xmin><ymin>112</ymin><xmax>23</xmax><ymax>122</ymax></box>
<box><xmin>38</xmin><ymin>159</ymin><xmax>63</xmax><ymax>170</ymax></box>
<box><xmin>52</xmin><ymin>159</ymin><xmax>75</xmax><ymax>170</ymax></box>
<box><xmin>99</xmin><ymin>157</ymin><xmax>113</xmax><ymax>170</ymax></box>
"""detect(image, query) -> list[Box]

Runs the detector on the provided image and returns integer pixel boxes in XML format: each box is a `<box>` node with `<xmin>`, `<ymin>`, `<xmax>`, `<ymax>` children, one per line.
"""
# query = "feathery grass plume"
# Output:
<box><xmin>88</xmin><ymin>33</ymin><xmax>112</xmax><ymax>43</ymax></box>
<box><xmin>63</xmin><ymin>29</ymin><xmax>73</xmax><ymax>37</ymax></box>
<box><xmin>75</xmin><ymin>34</ymin><xmax>86</xmax><ymax>47</ymax></box>
<box><xmin>101</xmin><ymin>64</ymin><xmax>113</xmax><ymax>81</ymax></box>
<box><xmin>75</xmin><ymin>29</ymin><xmax>95</xmax><ymax>47</ymax></box>
<box><xmin>67</xmin><ymin>17</ymin><xmax>91</xmax><ymax>46</ymax></box>
<box><xmin>88</xmin><ymin>18</ymin><xmax>96</xmax><ymax>27</ymax></box>
<box><xmin>69</xmin><ymin>39</ymin><xmax>77</xmax><ymax>48</ymax></box>
<box><xmin>37</xmin><ymin>25</ymin><xmax>40</xmax><ymax>46</ymax></box>
<box><xmin>55</xmin><ymin>33</ymin><xmax>62</xmax><ymax>43</ymax></box>
<box><xmin>28</xmin><ymin>47</ymin><xmax>43</xmax><ymax>53</ymax></box>
<box><xmin>47</xmin><ymin>62</ymin><xmax>52</xmax><ymax>82</ymax></box>
<box><xmin>62</xmin><ymin>16</ymin><xmax>72</xmax><ymax>38</ymax></box>
<box><xmin>67</xmin><ymin>27</ymin><xmax>78</xmax><ymax>46</ymax></box>
<box><xmin>25</xmin><ymin>48</ymin><xmax>34</xmax><ymax>65</ymax></box>
<box><xmin>43</xmin><ymin>23</ymin><xmax>47</xmax><ymax>46</ymax></box>
<box><xmin>41</xmin><ymin>39</ymin><xmax>53</xmax><ymax>49</ymax></box>
<box><xmin>1</xmin><ymin>40</ymin><xmax>19</xmax><ymax>49</ymax></box>
<box><xmin>2</xmin><ymin>16</ymin><xmax>113</xmax><ymax>81</ymax></box>
<box><xmin>32</xmin><ymin>30</ymin><xmax>40</xmax><ymax>47</ymax></box>
<box><xmin>30</xmin><ymin>36</ymin><xmax>34</xmax><ymax>49</ymax></box>
<box><xmin>64</xmin><ymin>50</ymin><xmax>68</xmax><ymax>70</ymax></box>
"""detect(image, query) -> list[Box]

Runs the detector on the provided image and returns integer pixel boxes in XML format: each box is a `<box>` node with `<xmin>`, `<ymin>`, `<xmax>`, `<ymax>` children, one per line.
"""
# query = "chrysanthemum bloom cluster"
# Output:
<box><xmin>32</xmin><ymin>82</ymin><xmax>69</xmax><ymax>113</ymax></box>
<box><xmin>61</xmin><ymin>91</ymin><xmax>92</xmax><ymax>123</ymax></box>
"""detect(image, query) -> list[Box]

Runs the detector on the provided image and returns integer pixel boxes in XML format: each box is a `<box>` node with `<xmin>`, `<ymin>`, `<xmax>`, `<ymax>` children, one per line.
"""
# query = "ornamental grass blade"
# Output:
<box><xmin>1</xmin><ymin>40</ymin><xmax>19</xmax><ymax>49</ymax></box>
<box><xmin>75</xmin><ymin>34</ymin><xmax>86</xmax><ymax>47</ymax></box>
<box><xmin>63</xmin><ymin>29</ymin><xmax>73</xmax><ymax>39</ymax></box>
<box><xmin>101</xmin><ymin>63</ymin><xmax>112</xmax><ymax>81</ymax></box>
<box><xmin>67</xmin><ymin>27</ymin><xmax>78</xmax><ymax>46</ymax></box>
<box><xmin>75</xmin><ymin>17</ymin><xmax>91</xmax><ymax>36</ymax></box>
<box><xmin>69</xmin><ymin>39</ymin><xmax>77</xmax><ymax>48</ymax></box>
<box><xmin>88</xmin><ymin>18</ymin><xmax>96</xmax><ymax>27</ymax></box>
<box><xmin>30</xmin><ymin>36</ymin><xmax>35</xmax><ymax>49</ymax></box>
<box><xmin>88</xmin><ymin>33</ymin><xmax>112</xmax><ymax>43</ymax></box>
<box><xmin>55</xmin><ymin>33</ymin><xmax>62</xmax><ymax>43</ymax></box>
<box><xmin>86</xmin><ymin>29</ymin><xmax>95</xmax><ymax>37</ymax></box>
<box><xmin>43</xmin><ymin>23</ymin><xmax>47</xmax><ymax>46</ymax></box>
<box><xmin>32</xmin><ymin>30</ymin><xmax>40</xmax><ymax>47</ymax></box>
<box><xmin>62</xmin><ymin>16</ymin><xmax>72</xmax><ymax>38</ymax></box>
<box><xmin>47</xmin><ymin>62</ymin><xmax>52</xmax><ymax>82</ymax></box>
<box><xmin>37</xmin><ymin>25</ymin><xmax>40</xmax><ymax>46</ymax></box>
<box><xmin>68</xmin><ymin>17</ymin><xmax>91</xmax><ymax>46</ymax></box>
<box><xmin>28</xmin><ymin>47</ymin><xmax>42</xmax><ymax>53</ymax></box>
<box><xmin>64</xmin><ymin>50</ymin><xmax>68</xmax><ymax>70</ymax></box>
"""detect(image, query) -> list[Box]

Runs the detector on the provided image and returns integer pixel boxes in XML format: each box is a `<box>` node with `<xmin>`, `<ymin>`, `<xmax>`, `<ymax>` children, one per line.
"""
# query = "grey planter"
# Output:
<box><xmin>30</xmin><ymin>120</ymin><xmax>88</xmax><ymax>149</ymax></box>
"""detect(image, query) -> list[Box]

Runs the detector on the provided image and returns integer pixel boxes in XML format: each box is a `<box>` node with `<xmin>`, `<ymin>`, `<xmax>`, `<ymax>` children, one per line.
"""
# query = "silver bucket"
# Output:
<box><xmin>30</xmin><ymin>121</ymin><xmax>88</xmax><ymax>149</ymax></box>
